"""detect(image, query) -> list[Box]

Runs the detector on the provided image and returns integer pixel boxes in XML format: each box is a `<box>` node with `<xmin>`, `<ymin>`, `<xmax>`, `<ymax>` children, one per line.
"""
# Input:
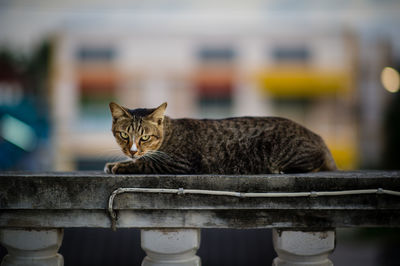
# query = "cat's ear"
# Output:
<box><xmin>146</xmin><ymin>102</ymin><xmax>167</xmax><ymax>125</ymax></box>
<box><xmin>109</xmin><ymin>102</ymin><xmax>131</xmax><ymax>120</ymax></box>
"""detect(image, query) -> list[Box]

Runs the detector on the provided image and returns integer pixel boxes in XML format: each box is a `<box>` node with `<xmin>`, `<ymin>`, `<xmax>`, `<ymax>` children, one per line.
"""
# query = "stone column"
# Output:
<box><xmin>141</xmin><ymin>229</ymin><xmax>201</xmax><ymax>266</ymax></box>
<box><xmin>0</xmin><ymin>228</ymin><xmax>64</xmax><ymax>266</ymax></box>
<box><xmin>272</xmin><ymin>229</ymin><xmax>335</xmax><ymax>266</ymax></box>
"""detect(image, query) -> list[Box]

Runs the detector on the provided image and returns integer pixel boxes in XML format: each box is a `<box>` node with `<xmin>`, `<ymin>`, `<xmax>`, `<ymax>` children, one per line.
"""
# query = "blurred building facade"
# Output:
<box><xmin>1</xmin><ymin>2</ymin><xmax>400</xmax><ymax>266</ymax></box>
<box><xmin>1</xmin><ymin>0</ymin><xmax>400</xmax><ymax>171</ymax></box>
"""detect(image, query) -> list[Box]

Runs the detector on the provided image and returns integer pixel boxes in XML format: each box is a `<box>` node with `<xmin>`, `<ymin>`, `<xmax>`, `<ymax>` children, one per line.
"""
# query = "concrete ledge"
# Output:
<box><xmin>1</xmin><ymin>171</ymin><xmax>400</xmax><ymax>229</ymax></box>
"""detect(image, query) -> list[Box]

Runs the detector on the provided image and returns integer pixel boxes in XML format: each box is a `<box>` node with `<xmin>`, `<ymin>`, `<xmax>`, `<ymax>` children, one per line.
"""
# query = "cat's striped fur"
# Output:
<box><xmin>105</xmin><ymin>102</ymin><xmax>337</xmax><ymax>174</ymax></box>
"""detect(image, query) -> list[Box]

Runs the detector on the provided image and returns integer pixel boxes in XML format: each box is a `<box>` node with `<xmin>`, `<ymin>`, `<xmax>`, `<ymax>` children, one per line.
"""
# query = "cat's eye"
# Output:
<box><xmin>120</xmin><ymin>132</ymin><xmax>129</xmax><ymax>140</ymax></box>
<box><xmin>141</xmin><ymin>135</ymin><xmax>150</xmax><ymax>141</ymax></box>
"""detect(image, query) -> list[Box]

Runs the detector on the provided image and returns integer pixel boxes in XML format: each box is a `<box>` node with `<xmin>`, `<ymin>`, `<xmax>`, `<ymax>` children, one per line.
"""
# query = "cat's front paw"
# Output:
<box><xmin>104</xmin><ymin>162</ymin><xmax>118</xmax><ymax>174</ymax></box>
<box><xmin>104</xmin><ymin>161</ymin><xmax>134</xmax><ymax>174</ymax></box>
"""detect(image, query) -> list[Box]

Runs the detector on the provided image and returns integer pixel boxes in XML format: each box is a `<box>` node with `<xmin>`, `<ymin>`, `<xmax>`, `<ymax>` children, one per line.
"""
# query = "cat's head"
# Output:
<box><xmin>109</xmin><ymin>102</ymin><xmax>167</xmax><ymax>159</ymax></box>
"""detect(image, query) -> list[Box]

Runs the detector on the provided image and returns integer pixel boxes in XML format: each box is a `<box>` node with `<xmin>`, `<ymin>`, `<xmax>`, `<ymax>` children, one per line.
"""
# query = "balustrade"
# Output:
<box><xmin>1</xmin><ymin>171</ymin><xmax>399</xmax><ymax>265</ymax></box>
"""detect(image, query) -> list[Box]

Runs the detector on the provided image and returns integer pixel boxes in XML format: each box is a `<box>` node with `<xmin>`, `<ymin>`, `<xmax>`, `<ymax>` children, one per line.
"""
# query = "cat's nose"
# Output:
<box><xmin>130</xmin><ymin>142</ymin><xmax>138</xmax><ymax>152</ymax></box>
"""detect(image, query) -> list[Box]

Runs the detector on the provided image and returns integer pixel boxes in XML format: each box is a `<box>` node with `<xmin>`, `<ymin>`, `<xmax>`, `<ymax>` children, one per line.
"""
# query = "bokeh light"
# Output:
<box><xmin>381</xmin><ymin>67</ymin><xmax>400</xmax><ymax>93</ymax></box>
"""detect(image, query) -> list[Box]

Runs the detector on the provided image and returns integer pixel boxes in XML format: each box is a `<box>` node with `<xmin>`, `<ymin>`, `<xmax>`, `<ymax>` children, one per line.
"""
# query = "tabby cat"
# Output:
<box><xmin>104</xmin><ymin>102</ymin><xmax>337</xmax><ymax>174</ymax></box>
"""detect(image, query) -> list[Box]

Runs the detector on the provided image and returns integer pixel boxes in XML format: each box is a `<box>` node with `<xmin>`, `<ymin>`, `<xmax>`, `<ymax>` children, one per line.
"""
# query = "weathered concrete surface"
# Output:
<box><xmin>0</xmin><ymin>171</ymin><xmax>399</xmax><ymax>229</ymax></box>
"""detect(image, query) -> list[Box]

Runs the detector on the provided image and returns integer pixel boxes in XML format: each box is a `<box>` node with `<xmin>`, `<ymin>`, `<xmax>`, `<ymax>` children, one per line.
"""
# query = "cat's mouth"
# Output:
<box><xmin>124</xmin><ymin>153</ymin><xmax>139</xmax><ymax>161</ymax></box>
<box><xmin>122</xmin><ymin>149</ymin><xmax>138</xmax><ymax>160</ymax></box>
<box><xmin>127</xmin><ymin>150</ymin><xmax>143</xmax><ymax>160</ymax></box>
<box><xmin>124</xmin><ymin>148</ymin><xmax>151</xmax><ymax>160</ymax></box>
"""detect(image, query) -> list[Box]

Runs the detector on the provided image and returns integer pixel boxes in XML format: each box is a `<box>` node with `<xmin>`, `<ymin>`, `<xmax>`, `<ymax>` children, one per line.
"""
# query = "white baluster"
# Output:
<box><xmin>272</xmin><ymin>229</ymin><xmax>335</xmax><ymax>266</ymax></box>
<box><xmin>0</xmin><ymin>228</ymin><xmax>64</xmax><ymax>266</ymax></box>
<box><xmin>141</xmin><ymin>229</ymin><xmax>201</xmax><ymax>266</ymax></box>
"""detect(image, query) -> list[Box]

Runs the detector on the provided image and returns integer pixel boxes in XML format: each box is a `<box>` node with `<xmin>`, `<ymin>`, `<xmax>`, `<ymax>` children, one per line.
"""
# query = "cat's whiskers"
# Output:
<box><xmin>141</xmin><ymin>150</ymin><xmax>170</xmax><ymax>164</ymax></box>
<box><xmin>150</xmin><ymin>151</ymin><xmax>171</xmax><ymax>161</ymax></box>
<box><xmin>147</xmin><ymin>150</ymin><xmax>171</xmax><ymax>159</ymax></box>
<box><xmin>97</xmin><ymin>149</ymin><xmax>120</xmax><ymax>156</ymax></box>
<box><xmin>141</xmin><ymin>154</ymin><xmax>158</xmax><ymax>164</ymax></box>
<box><xmin>141</xmin><ymin>153</ymin><xmax>160</xmax><ymax>164</ymax></box>
<box><xmin>107</xmin><ymin>154</ymin><xmax>127</xmax><ymax>162</ymax></box>
<box><xmin>94</xmin><ymin>149</ymin><xmax>126</xmax><ymax>162</ymax></box>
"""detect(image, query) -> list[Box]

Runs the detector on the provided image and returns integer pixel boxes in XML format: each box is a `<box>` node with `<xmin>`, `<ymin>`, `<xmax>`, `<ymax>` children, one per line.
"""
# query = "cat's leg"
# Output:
<box><xmin>319</xmin><ymin>151</ymin><xmax>337</xmax><ymax>171</ymax></box>
<box><xmin>270</xmin><ymin>168</ymin><xmax>284</xmax><ymax>174</ymax></box>
<box><xmin>104</xmin><ymin>160</ymin><xmax>137</xmax><ymax>174</ymax></box>
<box><xmin>280</xmin><ymin>150</ymin><xmax>326</xmax><ymax>174</ymax></box>
<box><xmin>104</xmin><ymin>159</ymin><xmax>172</xmax><ymax>174</ymax></box>
<box><xmin>104</xmin><ymin>156</ymin><xmax>193</xmax><ymax>174</ymax></box>
<box><xmin>104</xmin><ymin>162</ymin><xmax>116</xmax><ymax>173</ymax></box>
<box><xmin>296</xmin><ymin>150</ymin><xmax>337</xmax><ymax>173</ymax></box>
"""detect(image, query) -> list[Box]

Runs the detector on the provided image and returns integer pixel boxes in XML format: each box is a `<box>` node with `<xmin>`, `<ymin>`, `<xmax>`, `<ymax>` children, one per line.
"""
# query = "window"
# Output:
<box><xmin>76</xmin><ymin>45</ymin><xmax>118</xmax><ymax>130</ymax></box>
<box><xmin>272</xmin><ymin>46</ymin><xmax>311</xmax><ymax>63</ymax></box>
<box><xmin>195</xmin><ymin>46</ymin><xmax>236</xmax><ymax>118</ymax></box>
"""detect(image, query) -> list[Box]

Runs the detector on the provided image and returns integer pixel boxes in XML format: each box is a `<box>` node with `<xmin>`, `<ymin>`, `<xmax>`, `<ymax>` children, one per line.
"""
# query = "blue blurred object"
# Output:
<box><xmin>1</xmin><ymin>114</ymin><xmax>37</xmax><ymax>152</ymax></box>
<box><xmin>0</xmin><ymin>99</ymin><xmax>49</xmax><ymax>170</ymax></box>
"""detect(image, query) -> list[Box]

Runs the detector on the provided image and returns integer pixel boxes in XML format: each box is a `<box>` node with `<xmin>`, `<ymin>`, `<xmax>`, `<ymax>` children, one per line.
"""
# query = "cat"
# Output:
<box><xmin>104</xmin><ymin>102</ymin><xmax>337</xmax><ymax>174</ymax></box>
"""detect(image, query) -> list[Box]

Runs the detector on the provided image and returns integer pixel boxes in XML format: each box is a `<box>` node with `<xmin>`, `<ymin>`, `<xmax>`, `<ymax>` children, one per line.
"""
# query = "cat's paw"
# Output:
<box><xmin>104</xmin><ymin>162</ymin><xmax>118</xmax><ymax>174</ymax></box>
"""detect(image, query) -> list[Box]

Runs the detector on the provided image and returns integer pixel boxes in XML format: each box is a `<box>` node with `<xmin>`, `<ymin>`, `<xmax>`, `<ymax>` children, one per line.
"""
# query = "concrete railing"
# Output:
<box><xmin>0</xmin><ymin>171</ymin><xmax>399</xmax><ymax>265</ymax></box>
